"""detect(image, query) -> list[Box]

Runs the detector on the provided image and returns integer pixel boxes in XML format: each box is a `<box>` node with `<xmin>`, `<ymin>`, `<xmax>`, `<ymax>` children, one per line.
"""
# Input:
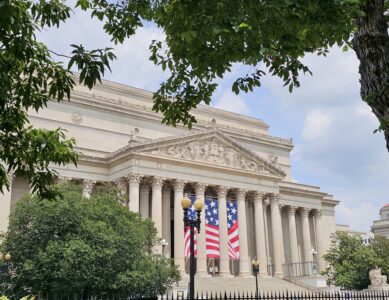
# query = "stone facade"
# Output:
<box><xmin>0</xmin><ymin>79</ymin><xmax>339</xmax><ymax>277</ymax></box>
<box><xmin>371</xmin><ymin>204</ymin><xmax>389</xmax><ymax>238</ymax></box>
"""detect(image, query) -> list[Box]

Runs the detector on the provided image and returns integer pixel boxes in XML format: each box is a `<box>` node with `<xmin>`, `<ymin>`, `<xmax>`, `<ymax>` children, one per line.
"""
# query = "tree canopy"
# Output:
<box><xmin>1</xmin><ymin>0</ymin><xmax>388</xmax><ymax>197</ymax></box>
<box><xmin>322</xmin><ymin>232</ymin><xmax>389</xmax><ymax>290</ymax></box>
<box><xmin>0</xmin><ymin>183</ymin><xmax>180</xmax><ymax>299</ymax></box>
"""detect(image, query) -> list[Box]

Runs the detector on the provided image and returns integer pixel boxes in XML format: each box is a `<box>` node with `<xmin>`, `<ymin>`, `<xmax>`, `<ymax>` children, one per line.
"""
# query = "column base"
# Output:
<box><xmin>274</xmin><ymin>272</ymin><xmax>284</xmax><ymax>278</ymax></box>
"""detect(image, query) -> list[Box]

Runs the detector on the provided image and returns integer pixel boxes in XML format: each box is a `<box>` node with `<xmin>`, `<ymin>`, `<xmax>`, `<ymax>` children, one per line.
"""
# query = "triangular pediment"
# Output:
<box><xmin>124</xmin><ymin>130</ymin><xmax>285</xmax><ymax>177</ymax></box>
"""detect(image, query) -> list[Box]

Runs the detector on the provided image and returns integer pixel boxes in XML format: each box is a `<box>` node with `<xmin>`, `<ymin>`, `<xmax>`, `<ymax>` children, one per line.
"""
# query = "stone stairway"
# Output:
<box><xmin>170</xmin><ymin>275</ymin><xmax>306</xmax><ymax>297</ymax></box>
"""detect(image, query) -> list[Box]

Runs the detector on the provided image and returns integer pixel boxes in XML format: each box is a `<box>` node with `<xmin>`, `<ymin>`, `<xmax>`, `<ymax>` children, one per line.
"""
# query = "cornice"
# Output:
<box><xmin>279</xmin><ymin>181</ymin><xmax>328</xmax><ymax>199</ymax></box>
<box><xmin>67</xmin><ymin>80</ymin><xmax>293</xmax><ymax>148</ymax></box>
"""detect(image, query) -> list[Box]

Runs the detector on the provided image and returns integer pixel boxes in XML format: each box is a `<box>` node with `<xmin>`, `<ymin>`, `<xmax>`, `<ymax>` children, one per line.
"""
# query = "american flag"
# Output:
<box><xmin>205</xmin><ymin>197</ymin><xmax>220</xmax><ymax>258</ymax></box>
<box><xmin>227</xmin><ymin>200</ymin><xmax>240</xmax><ymax>259</ymax></box>
<box><xmin>184</xmin><ymin>194</ymin><xmax>197</xmax><ymax>257</ymax></box>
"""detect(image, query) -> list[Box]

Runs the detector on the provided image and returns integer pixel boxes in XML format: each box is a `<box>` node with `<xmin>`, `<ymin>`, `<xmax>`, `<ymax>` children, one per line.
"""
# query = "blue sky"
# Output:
<box><xmin>37</xmin><ymin>5</ymin><xmax>389</xmax><ymax>232</ymax></box>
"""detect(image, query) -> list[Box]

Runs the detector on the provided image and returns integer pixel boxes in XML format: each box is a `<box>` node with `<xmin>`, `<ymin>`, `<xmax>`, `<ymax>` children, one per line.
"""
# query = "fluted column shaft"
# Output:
<box><xmin>315</xmin><ymin>210</ymin><xmax>326</xmax><ymax>272</ymax></box>
<box><xmin>253</xmin><ymin>192</ymin><xmax>268</xmax><ymax>277</ymax></box>
<box><xmin>162</xmin><ymin>188</ymin><xmax>172</xmax><ymax>258</ymax></box>
<box><xmin>288</xmin><ymin>207</ymin><xmax>299</xmax><ymax>264</ymax></box>
<box><xmin>218</xmin><ymin>186</ymin><xmax>230</xmax><ymax>275</ymax></box>
<box><xmin>174</xmin><ymin>180</ymin><xmax>186</xmax><ymax>272</ymax></box>
<box><xmin>270</xmin><ymin>194</ymin><xmax>283</xmax><ymax>277</ymax></box>
<box><xmin>301</xmin><ymin>208</ymin><xmax>312</xmax><ymax>263</ymax></box>
<box><xmin>0</xmin><ymin>174</ymin><xmax>13</xmax><ymax>233</ymax></box>
<box><xmin>127</xmin><ymin>174</ymin><xmax>142</xmax><ymax>212</ymax></box>
<box><xmin>151</xmin><ymin>177</ymin><xmax>164</xmax><ymax>240</ymax></box>
<box><xmin>195</xmin><ymin>183</ymin><xmax>207</xmax><ymax>274</ymax></box>
<box><xmin>237</xmin><ymin>189</ymin><xmax>250</xmax><ymax>276</ymax></box>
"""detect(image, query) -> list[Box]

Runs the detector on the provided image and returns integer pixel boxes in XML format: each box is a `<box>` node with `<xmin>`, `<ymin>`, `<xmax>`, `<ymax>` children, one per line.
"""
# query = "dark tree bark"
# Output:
<box><xmin>352</xmin><ymin>0</ymin><xmax>389</xmax><ymax>151</ymax></box>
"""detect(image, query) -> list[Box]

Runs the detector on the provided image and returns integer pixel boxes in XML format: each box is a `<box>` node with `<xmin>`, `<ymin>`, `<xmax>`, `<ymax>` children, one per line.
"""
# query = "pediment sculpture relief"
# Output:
<box><xmin>146</xmin><ymin>138</ymin><xmax>268</xmax><ymax>173</ymax></box>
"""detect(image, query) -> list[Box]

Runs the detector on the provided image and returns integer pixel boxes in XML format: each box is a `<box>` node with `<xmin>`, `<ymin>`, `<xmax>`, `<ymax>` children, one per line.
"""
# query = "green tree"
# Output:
<box><xmin>370</xmin><ymin>236</ymin><xmax>389</xmax><ymax>277</ymax></box>
<box><xmin>323</xmin><ymin>232</ymin><xmax>382</xmax><ymax>290</ymax></box>
<box><xmin>0</xmin><ymin>183</ymin><xmax>180</xmax><ymax>298</ymax></box>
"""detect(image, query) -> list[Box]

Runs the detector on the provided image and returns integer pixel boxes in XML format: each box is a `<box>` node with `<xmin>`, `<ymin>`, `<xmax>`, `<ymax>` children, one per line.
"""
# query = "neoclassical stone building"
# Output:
<box><xmin>0</xmin><ymin>79</ymin><xmax>338</xmax><ymax>278</ymax></box>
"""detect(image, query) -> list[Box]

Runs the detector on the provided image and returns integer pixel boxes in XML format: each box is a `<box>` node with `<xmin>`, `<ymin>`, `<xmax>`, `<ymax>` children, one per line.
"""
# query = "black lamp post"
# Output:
<box><xmin>251</xmin><ymin>258</ymin><xmax>260</xmax><ymax>300</ymax></box>
<box><xmin>181</xmin><ymin>195</ymin><xmax>203</xmax><ymax>300</ymax></box>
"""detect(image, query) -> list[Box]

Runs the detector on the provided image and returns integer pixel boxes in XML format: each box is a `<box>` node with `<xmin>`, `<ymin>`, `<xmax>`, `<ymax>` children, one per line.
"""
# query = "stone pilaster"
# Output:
<box><xmin>237</xmin><ymin>189</ymin><xmax>250</xmax><ymax>276</ymax></box>
<box><xmin>162</xmin><ymin>187</ymin><xmax>172</xmax><ymax>258</ymax></box>
<box><xmin>195</xmin><ymin>183</ymin><xmax>207</xmax><ymax>274</ymax></box>
<box><xmin>126</xmin><ymin>173</ymin><xmax>143</xmax><ymax>213</ymax></box>
<box><xmin>253</xmin><ymin>191</ymin><xmax>268</xmax><ymax>277</ymax></box>
<box><xmin>288</xmin><ymin>206</ymin><xmax>299</xmax><ymax>264</ymax></box>
<box><xmin>301</xmin><ymin>207</ymin><xmax>312</xmax><ymax>263</ymax></box>
<box><xmin>314</xmin><ymin>209</ymin><xmax>326</xmax><ymax>272</ymax></box>
<box><xmin>82</xmin><ymin>179</ymin><xmax>96</xmax><ymax>198</ymax></box>
<box><xmin>270</xmin><ymin>193</ymin><xmax>283</xmax><ymax>278</ymax></box>
<box><xmin>217</xmin><ymin>186</ymin><xmax>231</xmax><ymax>276</ymax></box>
<box><xmin>173</xmin><ymin>180</ymin><xmax>187</xmax><ymax>273</ymax></box>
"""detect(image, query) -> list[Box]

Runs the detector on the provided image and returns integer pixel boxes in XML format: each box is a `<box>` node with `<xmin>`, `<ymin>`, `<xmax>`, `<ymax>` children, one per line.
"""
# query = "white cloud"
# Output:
<box><xmin>213</xmin><ymin>91</ymin><xmax>250</xmax><ymax>115</ymax></box>
<box><xmin>302</xmin><ymin>109</ymin><xmax>333</xmax><ymax>140</ymax></box>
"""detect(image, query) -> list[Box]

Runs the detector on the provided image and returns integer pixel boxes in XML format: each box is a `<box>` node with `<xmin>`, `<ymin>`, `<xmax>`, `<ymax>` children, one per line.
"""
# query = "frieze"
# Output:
<box><xmin>145</xmin><ymin>138</ymin><xmax>268</xmax><ymax>173</ymax></box>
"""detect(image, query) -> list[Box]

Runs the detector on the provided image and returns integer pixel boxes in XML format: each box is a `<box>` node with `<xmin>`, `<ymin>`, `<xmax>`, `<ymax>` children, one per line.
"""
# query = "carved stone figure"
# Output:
<box><xmin>268</xmin><ymin>152</ymin><xmax>279</xmax><ymax>166</ymax></box>
<box><xmin>368</xmin><ymin>266</ymin><xmax>389</xmax><ymax>290</ymax></box>
<box><xmin>144</xmin><ymin>138</ymin><xmax>269</xmax><ymax>173</ymax></box>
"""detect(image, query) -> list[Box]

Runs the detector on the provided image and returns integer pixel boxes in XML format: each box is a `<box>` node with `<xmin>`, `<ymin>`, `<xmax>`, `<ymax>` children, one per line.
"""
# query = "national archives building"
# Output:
<box><xmin>0</xmin><ymin>79</ymin><xmax>339</xmax><ymax>278</ymax></box>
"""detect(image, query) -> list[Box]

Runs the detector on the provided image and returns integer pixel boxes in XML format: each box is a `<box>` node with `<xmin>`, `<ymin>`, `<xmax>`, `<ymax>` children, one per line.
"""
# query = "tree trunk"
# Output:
<box><xmin>352</xmin><ymin>0</ymin><xmax>389</xmax><ymax>152</ymax></box>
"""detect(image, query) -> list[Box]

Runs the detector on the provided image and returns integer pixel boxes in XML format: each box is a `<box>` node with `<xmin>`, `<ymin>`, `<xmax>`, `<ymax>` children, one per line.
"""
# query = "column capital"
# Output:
<box><xmin>126</xmin><ymin>173</ymin><xmax>143</xmax><ymax>184</ymax></box>
<box><xmin>237</xmin><ymin>188</ymin><xmax>248</xmax><ymax>199</ymax></box>
<box><xmin>195</xmin><ymin>182</ymin><xmax>207</xmax><ymax>194</ymax></box>
<box><xmin>314</xmin><ymin>209</ymin><xmax>322</xmax><ymax>217</ymax></box>
<box><xmin>152</xmin><ymin>176</ymin><xmax>165</xmax><ymax>187</ymax></box>
<box><xmin>217</xmin><ymin>186</ymin><xmax>229</xmax><ymax>197</ymax></box>
<box><xmin>113</xmin><ymin>177</ymin><xmax>127</xmax><ymax>192</ymax></box>
<box><xmin>253</xmin><ymin>191</ymin><xmax>264</xmax><ymax>200</ymax></box>
<box><xmin>263</xmin><ymin>198</ymin><xmax>270</xmax><ymax>208</ymax></box>
<box><xmin>173</xmin><ymin>179</ymin><xmax>186</xmax><ymax>191</ymax></box>
<box><xmin>288</xmin><ymin>206</ymin><xmax>298</xmax><ymax>215</ymax></box>
<box><xmin>279</xmin><ymin>204</ymin><xmax>286</xmax><ymax>212</ymax></box>
<box><xmin>301</xmin><ymin>207</ymin><xmax>311</xmax><ymax>216</ymax></box>
<box><xmin>57</xmin><ymin>175</ymin><xmax>71</xmax><ymax>184</ymax></box>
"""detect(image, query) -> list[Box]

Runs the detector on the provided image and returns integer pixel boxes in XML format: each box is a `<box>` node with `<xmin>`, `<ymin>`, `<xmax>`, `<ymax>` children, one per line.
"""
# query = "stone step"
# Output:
<box><xmin>170</xmin><ymin>275</ymin><xmax>306</xmax><ymax>297</ymax></box>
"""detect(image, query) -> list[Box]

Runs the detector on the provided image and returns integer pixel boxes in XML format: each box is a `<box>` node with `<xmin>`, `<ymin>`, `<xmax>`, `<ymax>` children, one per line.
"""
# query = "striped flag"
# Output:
<box><xmin>205</xmin><ymin>197</ymin><xmax>220</xmax><ymax>258</ymax></box>
<box><xmin>184</xmin><ymin>194</ymin><xmax>197</xmax><ymax>257</ymax></box>
<box><xmin>227</xmin><ymin>200</ymin><xmax>240</xmax><ymax>259</ymax></box>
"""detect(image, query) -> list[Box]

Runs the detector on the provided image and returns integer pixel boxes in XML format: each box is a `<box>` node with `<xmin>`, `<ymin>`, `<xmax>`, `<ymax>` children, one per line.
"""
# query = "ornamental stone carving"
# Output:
<box><xmin>217</xmin><ymin>186</ymin><xmax>228</xmax><ymax>197</ymax></box>
<box><xmin>83</xmin><ymin>179</ymin><xmax>96</xmax><ymax>197</ymax></box>
<box><xmin>126</xmin><ymin>173</ymin><xmax>143</xmax><ymax>185</ymax></box>
<box><xmin>288</xmin><ymin>206</ymin><xmax>298</xmax><ymax>215</ymax></box>
<box><xmin>152</xmin><ymin>176</ymin><xmax>165</xmax><ymax>187</ymax></box>
<box><xmin>173</xmin><ymin>180</ymin><xmax>187</xmax><ymax>191</ymax></box>
<box><xmin>301</xmin><ymin>207</ymin><xmax>311</xmax><ymax>216</ymax></box>
<box><xmin>268</xmin><ymin>152</ymin><xmax>279</xmax><ymax>166</ymax></box>
<box><xmin>113</xmin><ymin>177</ymin><xmax>127</xmax><ymax>195</ymax></box>
<box><xmin>368</xmin><ymin>266</ymin><xmax>389</xmax><ymax>290</ymax></box>
<box><xmin>147</xmin><ymin>138</ymin><xmax>267</xmax><ymax>173</ymax></box>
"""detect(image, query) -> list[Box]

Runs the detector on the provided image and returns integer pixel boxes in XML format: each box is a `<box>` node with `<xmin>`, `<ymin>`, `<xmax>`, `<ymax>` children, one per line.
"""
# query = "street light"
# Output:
<box><xmin>251</xmin><ymin>258</ymin><xmax>260</xmax><ymax>299</ymax></box>
<box><xmin>311</xmin><ymin>248</ymin><xmax>317</xmax><ymax>275</ymax></box>
<box><xmin>182</xmin><ymin>194</ymin><xmax>203</xmax><ymax>300</ymax></box>
<box><xmin>0</xmin><ymin>252</ymin><xmax>12</xmax><ymax>285</ymax></box>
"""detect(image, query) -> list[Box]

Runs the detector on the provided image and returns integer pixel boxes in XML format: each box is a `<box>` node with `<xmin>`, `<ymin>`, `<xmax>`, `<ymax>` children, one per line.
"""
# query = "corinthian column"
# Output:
<box><xmin>151</xmin><ymin>176</ymin><xmax>164</xmax><ymax>240</ymax></box>
<box><xmin>288</xmin><ymin>206</ymin><xmax>299</xmax><ymax>264</ymax></box>
<box><xmin>253</xmin><ymin>192</ymin><xmax>268</xmax><ymax>277</ymax></box>
<box><xmin>126</xmin><ymin>173</ymin><xmax>142</xmax><ymax>213</ymax></box>
<box><xmin>237</xmin><ymin>189</ymin><xmax>250</xmax><ymax>276</ymax></box>
<box><xmin>314</xmin><ymin>209</ymin><xmax>326</xmax><ymax>272</ymax></box>
<box><xmin>82</xmin><ymin>179</ymin><xmax>96</xmax><ymax>198</ymax></box>
<box><xmin>218</xmin><ymin>186</ymin><xmax>230</xmax><ymax>275</ymax></box>
<box><xmin>270</xmin><ymin>194</ymin><xmax>284</xmax><ymax>277</ymax></box>
<box><xmin>174</xmin><ymin>180</ymin><xmax>186</xmax><ymax>272</ymax></box>
<box><xmin>162</xmin><ymin>187</ymin><xmax>172</xmax><ymax>258</ymax></box>
<box><xmin>139</xmin><ymin>182</ymin><xmax>150</xmax><ymax>219</ymax></box>
<box><xmin>195</xmin><ymin>183</ymin><xmax>207</xmax><ymax>274</ymax></box>
<box><xmin>301</xmin><ymin>208</ymin><xmax>312</xmax><ymax>263</ymax></box>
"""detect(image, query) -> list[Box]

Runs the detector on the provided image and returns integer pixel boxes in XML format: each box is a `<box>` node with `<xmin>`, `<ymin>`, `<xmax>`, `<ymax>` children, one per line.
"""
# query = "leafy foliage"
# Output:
<box><xmin>0</xmin><ymin>0</ymin><xmax>117</xmax><ymax>197</ymax></box>
<box><xmin>0</xmin><ymin>183</ymin><xmax>180</xmax><ymax>298</ymax></box>
<box><xmin>322</xmin><ymin>232</ymin><xmax>386</xmax><ymax>290</ymax></box>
